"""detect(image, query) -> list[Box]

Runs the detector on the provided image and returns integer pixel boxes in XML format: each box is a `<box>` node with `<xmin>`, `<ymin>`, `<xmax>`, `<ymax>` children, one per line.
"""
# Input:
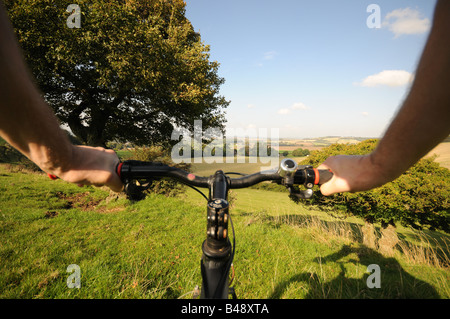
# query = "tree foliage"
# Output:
<box><xmin>291</xmin><ymin>147</ymin><xmax>310</xmax><ymax>157</ymax></box>
<box><xmin>5</xmin><ymin>0</ymin><xmax>229</xmax><ymax>146</ymax></box>
<box><xmin>239</xmin><ymin>142</ymin><xmax>277</xmax><ymax>157</ymax></box>
<box><xmin>301</xmin><ymin>139</ymin><xmax>450</xmax><ymax>233</ymax></box>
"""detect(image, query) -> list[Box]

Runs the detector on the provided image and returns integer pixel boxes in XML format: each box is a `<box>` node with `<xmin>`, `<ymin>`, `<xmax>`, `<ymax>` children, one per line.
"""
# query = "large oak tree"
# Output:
<box><xmin>5</xmin><ymin>0</ymin><xmax>229</xmax><ymax>146</ymax></box>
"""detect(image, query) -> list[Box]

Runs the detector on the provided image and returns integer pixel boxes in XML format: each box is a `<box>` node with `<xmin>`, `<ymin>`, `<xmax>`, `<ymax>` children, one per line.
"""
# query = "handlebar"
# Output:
<box><xmin>47</xmin><ymin>158</ymin><xmax>333</xmax><ymax>199</ymax></box>
<box><xmin>115</xmin><ymin>158</ymin><xmax>333</xmax><ymax>199</ymax></box>
<box><xmin>116</xmin><ymin>160</ymin><xmax>210</xmax><ymax>187</ymax></box>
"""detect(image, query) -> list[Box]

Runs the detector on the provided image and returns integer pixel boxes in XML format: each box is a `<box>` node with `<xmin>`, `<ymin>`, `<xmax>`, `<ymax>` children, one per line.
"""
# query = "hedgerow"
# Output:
<box><xmin>301</xmin><ymin>139</ymin><xmax>450</xmax><ymax>232</ymax></box>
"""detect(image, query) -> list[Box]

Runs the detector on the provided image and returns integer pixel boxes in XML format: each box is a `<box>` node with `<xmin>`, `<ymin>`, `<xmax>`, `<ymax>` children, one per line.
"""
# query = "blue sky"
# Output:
<box><xmin>184</xmin><ymin>0</ymin><xmax>437</xmax><ymax>138</ymax></box>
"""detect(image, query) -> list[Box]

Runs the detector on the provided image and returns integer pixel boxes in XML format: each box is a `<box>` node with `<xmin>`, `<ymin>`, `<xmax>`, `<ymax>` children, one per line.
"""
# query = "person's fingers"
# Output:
<box><xmin>317</xmin><ymin>163</ymin><xmax>330</xmax><ymax>171</ymax></box>
<box><xmin>319</xmin><ymin>182</ymin><xmax>333</xmax><ymax>196</ymax></box>
<box><xmin>58</xmin><ymin>145</ymin><xmax>123</xmax><ymax>192</ymax></box>
<box><xmin>103</xmin><ymin>150</ymin><xmax>123</xmax><ymax>192</ymax></box>
<box><xmin>105</xmin><ymin>171</ymin><xmax>124</xmax><ymax>192</ymax></box>
<box><xmin>317</xmin><ymin>156</ymin><xmax>336</xmax><ymax>195</ymax></box>
<box><xmin>317</xmin><ymin>155</ymin><xmax>353</xmax><ymax>196</ymax></box>
<box><xmin>319</xmin><ymin>177</ymin><xmax>340</xmax><ymax>196</ymax></box>
<box><xmin>317</xmin><ymin>161</ymin><xmax>335</xmax><ymax>195</ymax></box>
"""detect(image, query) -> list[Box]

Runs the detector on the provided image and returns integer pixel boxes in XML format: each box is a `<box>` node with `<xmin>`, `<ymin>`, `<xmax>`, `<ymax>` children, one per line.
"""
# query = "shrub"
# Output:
<box><xmin>300</xmin><ymin>139</ymin><xmax>450</xmax><ymax>233</ymax></box>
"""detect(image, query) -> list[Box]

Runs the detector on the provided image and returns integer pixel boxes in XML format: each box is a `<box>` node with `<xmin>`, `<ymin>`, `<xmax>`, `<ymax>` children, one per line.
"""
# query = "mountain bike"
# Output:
<box><xmin>114</xmin><ymin>158</ymin><xmax>333</xmax><ymax>299</ymax></box>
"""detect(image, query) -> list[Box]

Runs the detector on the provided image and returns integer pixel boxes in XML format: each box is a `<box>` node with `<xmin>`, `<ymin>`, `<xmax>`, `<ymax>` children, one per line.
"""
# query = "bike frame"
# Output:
<box><xmin>116</xmin><ymin>158</ymin><xmax>333</xmax><ymax>299</ymax></box>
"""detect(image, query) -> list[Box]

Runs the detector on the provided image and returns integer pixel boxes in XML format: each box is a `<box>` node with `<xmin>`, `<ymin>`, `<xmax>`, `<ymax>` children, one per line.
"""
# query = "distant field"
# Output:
<box><xmin>189</xmin><ymin>156</ymin><xmax>305</xmax><ymax>176</ymax></box>
<box><xmin>279</xmin><ymin>136</ymin><xmax>371</xmax><ymax>152</ymax></box>
<box><xmin>427</xmin><ymin>142</ymin><xmax>450</xmax><ymax>169</ymax></box>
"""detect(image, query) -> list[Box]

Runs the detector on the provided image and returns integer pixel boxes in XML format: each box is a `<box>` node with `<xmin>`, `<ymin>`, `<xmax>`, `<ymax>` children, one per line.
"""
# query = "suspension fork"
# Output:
<box><xmin>200</xmin><ymin>170</ymin><xmax>234</xmax><ymax>299</ymax></box>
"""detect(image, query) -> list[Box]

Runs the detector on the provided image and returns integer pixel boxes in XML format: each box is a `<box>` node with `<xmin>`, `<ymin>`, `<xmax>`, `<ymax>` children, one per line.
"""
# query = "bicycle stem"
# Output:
<box><xmin>201</xmin><ymin>170</ymin><xmax>234</xmax><ymax>299</ymax></box>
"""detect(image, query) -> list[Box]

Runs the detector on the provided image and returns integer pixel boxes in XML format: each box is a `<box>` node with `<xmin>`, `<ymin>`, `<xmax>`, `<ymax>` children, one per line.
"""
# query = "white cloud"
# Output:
<box><xmin>263</xmin><ymin>51</ymin><xmax>277</xmax><ymax>60</ymax></box>
<box><xmin>382</xmin><ymin>7</ymin><xmax>431</xmax><ymax>37</ymax></box>
<box><xmin>256</xmin><ymin>51</ymin><xmax>278</xmax><ymax>67</ymax></box>
<box><xmin>355</xmin><ymin>70</ymin><xmax>414</xmax><ymax>87</ymax></box>
<box><xmin>278</xmin><ymin>102</ymin><xmax>309</xmax><ymax>115</ymax></box>
<box><xmin>278</xmin><ymin>108</ymin><xmax>291</xmax><ymax>115</ymax></box>
<box><xmin>361</xmin><ymin>112</ymin><xmax>369</xmax><ymax>117</ymax></box>
<box><xmin>247</xmin><ymin>104</ymin><xmax>255</xmax><ymax>109</ymax></box>
<box><xmin>291</xmin><ymin>102</ymin><xmax>309</xmax><ymax>110</ymax></box>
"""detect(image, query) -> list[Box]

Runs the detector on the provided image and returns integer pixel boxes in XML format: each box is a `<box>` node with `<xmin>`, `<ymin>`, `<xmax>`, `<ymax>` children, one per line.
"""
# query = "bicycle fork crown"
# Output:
<box><xmin>201</xmin><ymin>197</ymin><xmax>233</xmax><ymax>299</ymax></box>
<box><xmin>205</xmin><ymin>198</ymin><xmax>230</xmax><ymax>248</ymax></box>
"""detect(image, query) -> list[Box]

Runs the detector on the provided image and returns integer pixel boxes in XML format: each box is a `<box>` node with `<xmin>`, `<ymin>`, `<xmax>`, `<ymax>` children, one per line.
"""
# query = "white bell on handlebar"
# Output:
<box><xmin>278</xmin><ymin>158</ymin><xmax>298</xmax><ymax>178</ymax></box>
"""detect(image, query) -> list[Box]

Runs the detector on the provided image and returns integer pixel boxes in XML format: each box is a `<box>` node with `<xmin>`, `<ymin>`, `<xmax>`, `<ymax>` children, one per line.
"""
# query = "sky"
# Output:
<box><xmin>184</xmin><ymin>0</ymin><xmax>437</xmax><ymax>138</ymax></box>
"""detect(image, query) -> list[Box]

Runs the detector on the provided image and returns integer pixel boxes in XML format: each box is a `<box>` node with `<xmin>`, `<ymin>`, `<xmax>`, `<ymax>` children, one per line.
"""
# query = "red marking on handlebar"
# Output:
<box><xmin>116</xmin><ymin>162</ymin><xmax>123</xmax><ymax>178</ymax></box>
<box><xmin>187</xmin><ymin>173</ymin><xmax>196</xmax><ymax>181</ymax></box>
<box><xmin>313</xmin><ymin>168</ymin><xmax>319</xmax><ymax>185</ymax></box>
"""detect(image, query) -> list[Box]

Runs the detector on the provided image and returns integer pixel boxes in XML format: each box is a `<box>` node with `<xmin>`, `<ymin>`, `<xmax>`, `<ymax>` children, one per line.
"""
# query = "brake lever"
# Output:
<box><xmin>287</xmin><ymin>185</ymin><xmax>314</xmax><ymax>200</ymax></box>
<box><xmin>278</xmin><ymin>159</ymin><xmax>316</xmax><ymax>200</ymax></box>
<box><xmin>124</xmin><ymin>179</ymin><xmax>152</xmax><ymax>200</ymax></box>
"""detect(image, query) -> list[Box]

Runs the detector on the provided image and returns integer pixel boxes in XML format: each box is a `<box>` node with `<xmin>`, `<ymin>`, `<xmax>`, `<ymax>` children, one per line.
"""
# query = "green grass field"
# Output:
<box><xmin>0</xmin><ymin>163</ymin><xmax>449</xmax><ymax>299</ymax></box>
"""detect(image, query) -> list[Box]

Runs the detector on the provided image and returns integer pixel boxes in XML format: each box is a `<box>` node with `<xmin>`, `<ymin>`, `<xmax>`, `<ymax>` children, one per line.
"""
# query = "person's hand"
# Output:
<box><xmin>53</xmin><ymin>145</ymin><xmax>123</xmax><ymax>192</ymax></box>
<box><xmin>317</xmin><ymin>154</ymin><xmax>389</xmax><ymax>196</ymax></box>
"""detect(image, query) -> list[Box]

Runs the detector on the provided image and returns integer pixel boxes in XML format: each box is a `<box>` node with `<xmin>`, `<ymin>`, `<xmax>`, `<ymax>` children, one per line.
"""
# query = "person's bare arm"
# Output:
<box><xmin>319</xmin><ymin>0</ymin><xmax>450</xmax><ymax>196</ymax></box>
<box><xmin>0</xmin><ymin>3</ymin><xmax>122</xmax><ymax>192</ymax></box>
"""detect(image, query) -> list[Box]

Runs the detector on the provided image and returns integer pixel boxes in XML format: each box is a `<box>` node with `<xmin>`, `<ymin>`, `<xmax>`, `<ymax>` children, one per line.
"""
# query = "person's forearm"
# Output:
<box><xmin>0</xmin><ymin>3</ymin><xmax>73</xmax><ymax>174</ymax></box>
<box><xmin>319</xmin><ymin>0</ymin><xmax>450</xmax><ymax>196</ymax></box>
<box><xmin>370</xmin><ymin>0</ymin><xmax>450</xmax><ymax>182</ymax></box>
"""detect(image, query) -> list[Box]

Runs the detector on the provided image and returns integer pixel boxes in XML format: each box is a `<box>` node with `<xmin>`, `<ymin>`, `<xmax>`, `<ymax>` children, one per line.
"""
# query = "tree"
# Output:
<box><xmin>238</xmin><ymin>141</ymin><xmax>277</xmax><ymax>157</ymax></box>
<box><xmin>5</xmin><ymin>0</ymin><xmax>229</xmax><ymax>146</ymax></box>
<box><xmin>292</xmin><ymin>147</ymin><xmax>310</xmax><ymax>157</ymax></box>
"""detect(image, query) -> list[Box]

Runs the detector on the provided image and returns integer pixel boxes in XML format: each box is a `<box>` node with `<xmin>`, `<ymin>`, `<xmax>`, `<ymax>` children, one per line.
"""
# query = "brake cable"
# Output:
<box><xmin>179</xmin><ymin>181</ymin><xmax>209</xmax><ymax>201</ymax></box>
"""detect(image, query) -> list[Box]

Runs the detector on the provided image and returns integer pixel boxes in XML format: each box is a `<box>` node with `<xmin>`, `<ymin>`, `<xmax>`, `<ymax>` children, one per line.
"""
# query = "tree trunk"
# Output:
<box><xmin>67</xmin><ymin>104</ymin><xmax>88</xmax><ymax>144</ymax></box>
<box><xmin>67</xmin><ymin>103</ymin><xmax>113</xmax><ymax>147</ymax></box>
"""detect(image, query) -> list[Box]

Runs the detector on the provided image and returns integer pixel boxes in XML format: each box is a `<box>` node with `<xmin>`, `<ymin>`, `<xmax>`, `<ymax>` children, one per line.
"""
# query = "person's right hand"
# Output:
<box><xmin>317</xmin><ymin>154</ymin><xmax>389</xmax><ymax>196</ymax></box>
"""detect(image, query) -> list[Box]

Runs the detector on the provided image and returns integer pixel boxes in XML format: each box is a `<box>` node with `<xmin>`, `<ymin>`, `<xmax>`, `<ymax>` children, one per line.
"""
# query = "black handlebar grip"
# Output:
<box><xmin>317</xmin><ymin>169</ymin><xmax>333</xmax><ymax>185</ymax></box>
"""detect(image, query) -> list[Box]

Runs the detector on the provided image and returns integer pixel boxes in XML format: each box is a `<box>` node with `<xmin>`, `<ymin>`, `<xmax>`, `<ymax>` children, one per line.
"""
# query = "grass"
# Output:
<box><xmin>0</xmin><ymin>170</ymin><xmax>204</xmax><ymax>298</ymax></box>
<box><xmin>0</xmin><ymin>164</ymin><xmax>449</xmax><ymax>299</ymax></box>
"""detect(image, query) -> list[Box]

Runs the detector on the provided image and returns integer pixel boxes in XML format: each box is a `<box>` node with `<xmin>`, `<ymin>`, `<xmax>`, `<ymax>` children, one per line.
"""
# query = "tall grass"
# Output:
<box><xmin>397</xmin><ymin>231</ymin><xmax>450</xmax><ymax>268</ymax></box>
<box><xmin>270</xmin><ymin>213</ymin><xmax>450</xmax><ymax>270</ymax></box>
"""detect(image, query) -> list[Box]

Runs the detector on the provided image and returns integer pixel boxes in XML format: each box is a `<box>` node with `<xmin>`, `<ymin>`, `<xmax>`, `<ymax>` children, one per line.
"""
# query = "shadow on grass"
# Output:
<box><xmin>264</xmin><ymin>213</ymin><xmax>450</xmax><ymax>267</ymax></box>
<box><xmin>269</xmin><ymin>244</ymin><xmax>441</xmax><ymax>299</ymax></box>
<box><xmin>248</xmin><ymin>213</ymin><xmax>445</xmax><ymax>298</ymax></box>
